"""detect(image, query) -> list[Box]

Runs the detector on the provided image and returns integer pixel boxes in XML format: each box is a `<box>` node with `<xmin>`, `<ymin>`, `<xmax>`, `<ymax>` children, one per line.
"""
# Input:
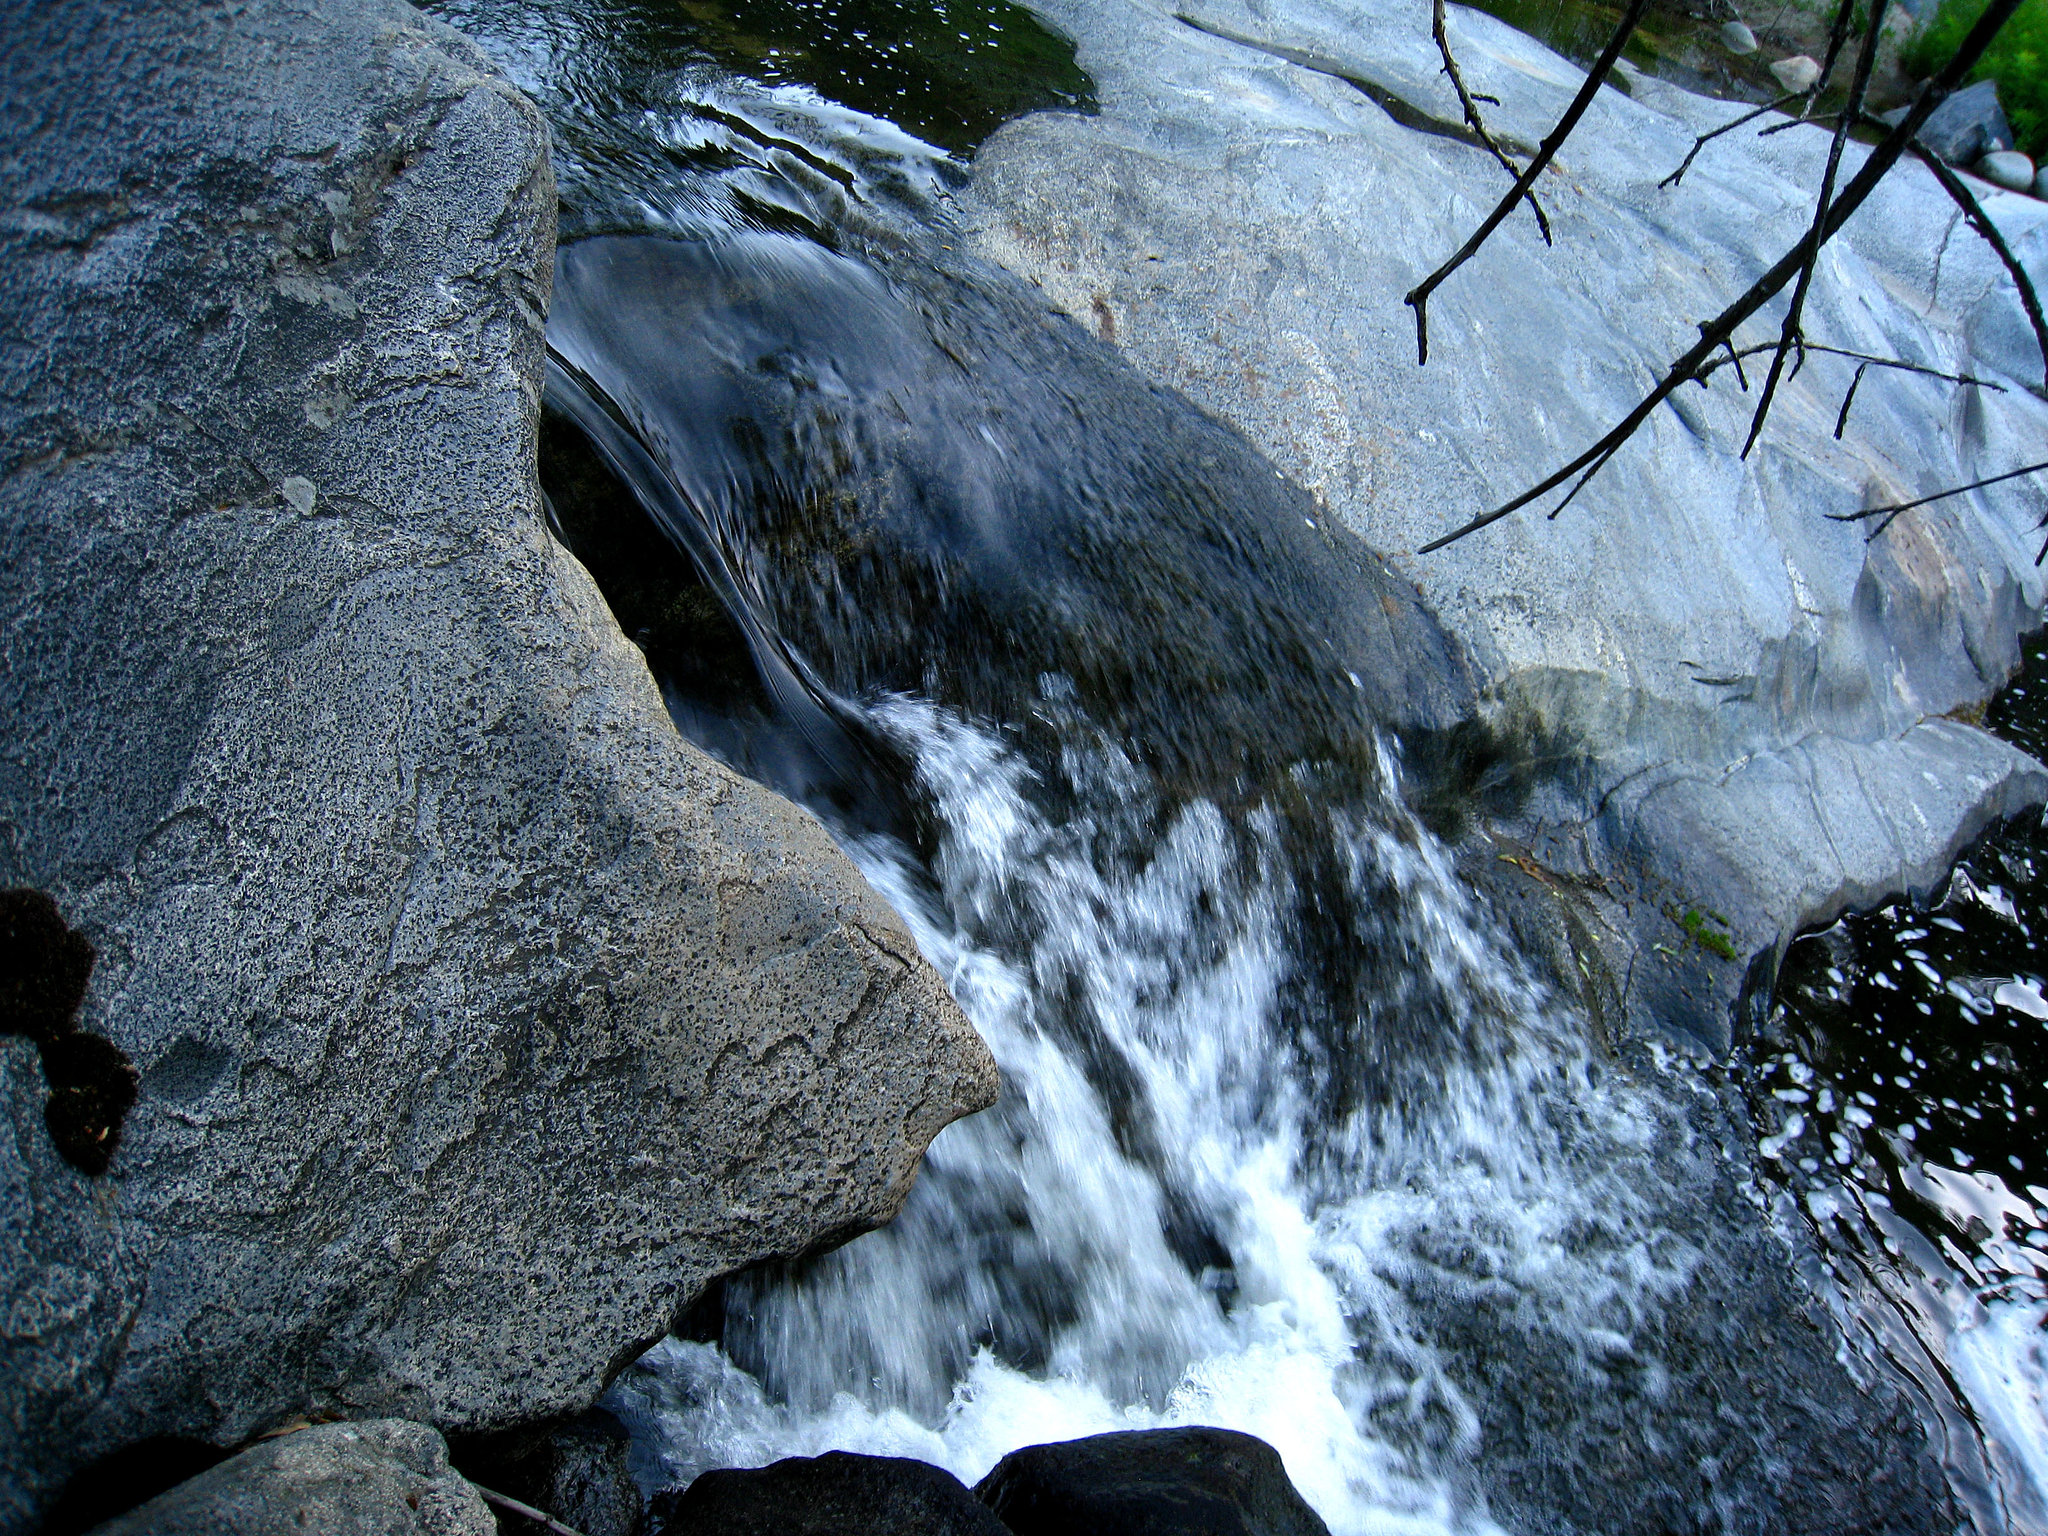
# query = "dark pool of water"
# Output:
<box><xmin>426</xmin><ymin>0</ymin><xmax>1092</xmax><ymax>241</ymax></box>
<box><xmin>1747</xmin><ymin>636</ymin><xmax>2048</xmax><ymax>1327</ymax></box>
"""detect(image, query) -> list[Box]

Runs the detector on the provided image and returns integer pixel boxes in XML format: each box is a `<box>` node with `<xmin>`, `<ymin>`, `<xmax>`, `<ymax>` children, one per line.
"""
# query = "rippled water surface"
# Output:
<box><xmin>1741</xmin><ymin>633</ymin><xmax>2048</xmax><ymax>1529</ymax></box>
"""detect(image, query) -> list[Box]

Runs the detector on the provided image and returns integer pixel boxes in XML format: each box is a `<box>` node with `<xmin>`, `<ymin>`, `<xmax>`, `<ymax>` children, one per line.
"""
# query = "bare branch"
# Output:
<box><xmin>1760</xmin><ymin>110</ymin><xmax>1842</xmax><ymax>136</ymax></box>
<box><xmin>1416</xmin><ymin>0</ymin><xmax>2027</xmax><ymax>554</ymax></box>
<box><xmin>1693</xmin><ymin>338</ymin><xmax>2004</xmax><ymax>390</ymax></box>
<box><xmin>1740</xmin><ymin>0</ymin><xmax>1891</xmax><ymax>459</ymax></box>
<box><xmin>1807</xmin><ymin>0</ymin><xmax>1864</xmax><ymax>114</ymax></box>
<box><xmin>1910</xmin><ymin>147</ymin><xmax>2048</xmax><ymax>394</ymax></box>
<box><xmin>473</xmin><ymin>1485</ymin><xmax>587</xmax><ymax>1536</ymax></box>
<box><xmin>1834</xmin><ymin>360</ymin><xmax>1869</xmax><ymax>437</ymax></box>
<box><xmin>1404</xmin><ymin>0</ymin><xmax>1654</xmax><ymax>365</ymax></box>
<box><xmin>1826</xmin><ymin>457</ymin><xmax>2048</xmax><ymax>544</ymax></box>
<box><xmin>1432</xmin><ymin>0</ymin><xmax>1552</xmax><ymax>244</ymax></box>
<box><xmin>1664</xmin><ymin>96</ymin><xmax>1806</xmax><ymax>189</ymax></box>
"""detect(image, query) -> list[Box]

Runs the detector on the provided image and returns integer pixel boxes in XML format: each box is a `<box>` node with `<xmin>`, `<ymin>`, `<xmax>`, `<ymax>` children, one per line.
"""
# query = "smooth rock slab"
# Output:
<box><xmin>651</xmin><ymin>1452</ymin><xmax>1011</xmax><ymax>1536</ymax></box>
<box><xmin>975</xmin><ymin>1429</ymin><xmax>1332</xmax><ymax>1536</ymax></box>
<box><xmin>86</xmin><ymin>1421</ymin><xmax>492</xmax><ymax>1536</ymax></box>
<box><xmin>0</xmin><ymin>0</ymin><xmax>996</xmax><ymax>1527</ymax></box>
<box><xmin>959</xmin><ymin>0</ymin><xmax>2048</xmax><ymax>1049</ymax></box>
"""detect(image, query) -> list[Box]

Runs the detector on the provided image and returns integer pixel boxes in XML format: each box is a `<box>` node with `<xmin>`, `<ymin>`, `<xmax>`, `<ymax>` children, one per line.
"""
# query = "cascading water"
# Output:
<box><xmin>597</xmin><ymin>694</ymin><xmax>1730</xmax><ymax>1535</ymax></box>
<box><xmin>429</xmin><ymin>1</ymin><xmax>2041</xmax><ymax>1528</ymax></box>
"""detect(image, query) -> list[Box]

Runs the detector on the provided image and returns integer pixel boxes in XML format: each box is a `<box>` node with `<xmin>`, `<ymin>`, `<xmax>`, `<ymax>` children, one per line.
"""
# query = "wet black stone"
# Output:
<box><xmin>651</xmin><ymin>1451</ymin><xmax>1009</xmax><ymax>1536</ymax></box>
<box><xmin>973</xmin><ymin>1428</ymin><xmax>1331</xmax><ymax>1536</ymax></box>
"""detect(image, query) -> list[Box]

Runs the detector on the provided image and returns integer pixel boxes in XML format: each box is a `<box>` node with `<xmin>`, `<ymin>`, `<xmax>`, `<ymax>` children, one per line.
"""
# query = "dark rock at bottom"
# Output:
<box><xmin>649</xmin><ymin>1429</ymin><xmax>1329</xmax><ymax>1536</ymax></box>
<box><xmin>650</xmin><ymin>1451</ymin><xmax>1010</xmax><ymax>1536</ymax></box>
<box><xmin>975</xmin><ymin>1429</ymin><xmax>1331</xmax><ymax>1536</ymax></box>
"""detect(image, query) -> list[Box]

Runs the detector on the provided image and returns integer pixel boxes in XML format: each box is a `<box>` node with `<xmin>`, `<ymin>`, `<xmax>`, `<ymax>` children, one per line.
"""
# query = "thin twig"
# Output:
<box><xmin>1911</xmin><ymin>147</ymin><xmax>2048</xmax><ymax>394</ymax></box>
<box><xmin>1740</xmin><ymin>0</ymin><xmax>1889</xmax><ymax>458</ymax></box>
<box><xmin>1759</xmin><ymin>111</ymin><xmax>1844</xmax><ymax>135</ymax></box>
<box><xmin>1835</xmin><ymin>360</ymin><xmax>1870</xmax><ymax>437</ymax></box>
<box><xmin>1432</xmin><ymin>0</ymin><xmax>1552</xmax><ymax>244</ymax></box>
<box><xmin>473</xmin><ymin>1485</ymin><xmax>587</xmax><ymax>1536</ymax></box>
<box><xmin>1806</xmin><ymin>0</ymin><xmax>1863</xmax><ymax>115</ymax></box>
<box><xmin>1826</xmin><ymin>457</ymin><xmax>2048</xmax><ymax>542</ymax></box>
<box><xmin>1693</xmin><ymin>338</ymin><xmax>2003</xmax><ymax>390</ymax></box>
<box><xmin>1416</xmin><ymin>0</ymin><xmax>2026</xmax><ymax>553</ymax></box>
<box><xmin>1404</xmin><ymin>0</ymin><xmax>1654</xmax><ymax>365</ymax></box>
<box><xmin>1664</xmin><ymin>97</ymin><xmax>1804</xmax><ymax>187</ymax></box>
<box><xmin>1721</xmin><ymin>336</ymin><xmax>1750</xmax><ymax>390</ymax></box>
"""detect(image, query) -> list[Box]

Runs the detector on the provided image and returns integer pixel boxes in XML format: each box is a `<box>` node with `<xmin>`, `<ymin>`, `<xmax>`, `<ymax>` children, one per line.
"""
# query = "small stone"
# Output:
<box><xmin>1977</xmin><ymin>149</ymin><xmax>2035</xmax><ymax>192</ymax></box>
<box><xmin>1720</xmin><ymin>20</ymin><xmax>1758</xmax><ymax>54</ymax></box>
<box><xmin>1769</xmin><ymin>54</ymin><xmax>1821</xmax><ymax>92</ymax></box>
<box><xmin>280</xmin><ymin>475</ymin><xmax>316</xmax><ymax>515</ymax></box>
<box><xmin>2035</xmin><ymin>165</ymin><xmax>2048</xmax><ymax>199</ymax></box>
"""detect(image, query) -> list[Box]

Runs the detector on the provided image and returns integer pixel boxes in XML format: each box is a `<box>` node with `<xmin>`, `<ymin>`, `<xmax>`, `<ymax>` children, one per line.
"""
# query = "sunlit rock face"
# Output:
<box><xmin>959</xmin><ymin>0</ymin><xmax>2048</xmax><ymax>1049</ymax></box>
<box><xmin>0</xmin><ymin>1</ymin><xmax>995</xmax><ymax>1527</ymax></box>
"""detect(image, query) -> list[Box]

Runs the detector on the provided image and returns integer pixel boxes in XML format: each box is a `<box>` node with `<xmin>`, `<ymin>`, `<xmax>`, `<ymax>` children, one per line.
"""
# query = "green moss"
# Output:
<box><xmin>1675</xmin><ymin>906</ymin><xmax>1740</xmax><ymax>961</ymax></box>
<box><xmin>1902</xmin><ymin>0</ymin><xmax>2048</xmax><ymax>158</ymax></box>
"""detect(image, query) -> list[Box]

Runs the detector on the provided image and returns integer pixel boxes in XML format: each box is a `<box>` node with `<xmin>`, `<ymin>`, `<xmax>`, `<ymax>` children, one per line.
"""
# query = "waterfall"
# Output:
<box><xmin>606</xmin><ymin>697</ymin><xmax>1704</xmax><ymax>1534</ymax></box>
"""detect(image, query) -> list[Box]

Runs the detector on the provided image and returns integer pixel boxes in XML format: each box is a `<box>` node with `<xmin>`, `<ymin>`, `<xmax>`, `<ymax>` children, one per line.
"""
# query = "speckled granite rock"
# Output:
<box><xmin>0</xmin><ymin>0</ymin><xmax>995</xmax><ymax>1527</ymax></box>
<box><xmin>958</xmin><ymin>0</ymin><xmax>2048</xmax><ymax>1049</ymax></box>
<box><xmin>85</xmin><ymin>1421</ymin><xmax>493</xmax><ymax>1536</ymax></box>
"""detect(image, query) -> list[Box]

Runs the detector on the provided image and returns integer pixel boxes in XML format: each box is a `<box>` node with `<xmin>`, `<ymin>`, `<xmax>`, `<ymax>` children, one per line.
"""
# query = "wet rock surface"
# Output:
<box><xmin>84</xmin><ymin>1421</ymin><xmax>494</xmax><ymax>1536</ymax></box>
<box><xmin>959</xmin><ymin>0</ymin><xmax>2048</xmax><ymax>1053</ymax></box>
<box><xmin>974</xmin><ymin>1428</ymin><xmax>1332</xmax><ymax>1536</ymax></box>
<box><xmin>546</xmin><ymin>231</ymin><xmax>1481</xmax><ymax>810</ymax></box>
<box><xmin>0</xmin><ymin>0</ymin><xmax>995</xmax><ymax>1527</ymax></box>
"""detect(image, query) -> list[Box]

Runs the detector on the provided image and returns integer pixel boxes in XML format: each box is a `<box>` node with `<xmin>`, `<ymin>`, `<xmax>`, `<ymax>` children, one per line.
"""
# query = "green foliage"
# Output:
<box><xmin>1902</xmin><ymin>0</ymin><xmax>2048</xmax><ymax>158</ymax></box>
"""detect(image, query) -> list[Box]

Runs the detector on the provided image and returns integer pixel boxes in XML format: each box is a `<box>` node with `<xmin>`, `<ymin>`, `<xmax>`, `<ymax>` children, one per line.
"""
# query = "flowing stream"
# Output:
<box><xmin>430</xmin><ymin>2</ymin><xmax>2045</xmax><ymax>1528</ymax></box>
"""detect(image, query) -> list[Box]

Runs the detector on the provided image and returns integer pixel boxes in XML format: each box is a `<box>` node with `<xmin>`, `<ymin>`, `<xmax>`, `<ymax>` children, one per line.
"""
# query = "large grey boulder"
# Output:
<box><xmin>86</xmin><ymin>1420</ymin><xmax>493</xmax><ymax>1536</ymax></box>
<box><xmin>959</xmin><ymin>0</ymin><xmax>2048</xmax><ymax>1049</ymax></box>
<box><xmin>0</xmin><ymin>0</ymin><xmax>995</xmax><ymax>1528</ymax></box>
